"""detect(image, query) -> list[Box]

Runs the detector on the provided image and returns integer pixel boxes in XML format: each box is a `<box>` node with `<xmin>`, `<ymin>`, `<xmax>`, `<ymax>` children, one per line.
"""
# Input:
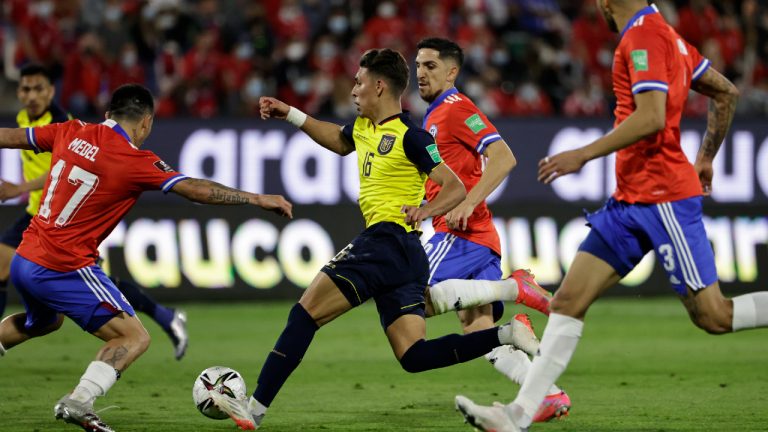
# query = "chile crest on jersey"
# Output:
<box><xmin>428</xmin><ymin>124</ymin><xmax>438</xmax><ymax>139</ymax></box>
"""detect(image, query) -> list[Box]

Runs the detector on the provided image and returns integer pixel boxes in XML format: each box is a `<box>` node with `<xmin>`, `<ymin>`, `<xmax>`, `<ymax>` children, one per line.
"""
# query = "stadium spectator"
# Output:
<box><xmin>0</xmin><ymin>0</ymin><xmax>766</xmax><ymax>118</ymax></box>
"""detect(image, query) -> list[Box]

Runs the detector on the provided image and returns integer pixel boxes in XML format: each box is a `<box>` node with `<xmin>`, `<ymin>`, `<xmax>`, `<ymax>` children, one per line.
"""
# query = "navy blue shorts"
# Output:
<box><xmin>321</xmin><ymin>222</ymin><xmax>429</xmax><ymax>329</ymax></box>
<box><xmin>579</xmin><ymin>197</ymin><xmax>717</xmax><ymax>296</ymax></box>
<box><xmin>425</xmin><ymin>232</ymin><xmax>504</xmax><ymax>322</ymax></box>
<box><xmin>10</xmin><ymin>254</ymin><xmax>136</xmax><ymax>332</ymax></box>
<box><xmin>0</xmin><ymin>212</ymin><xmax>32</xmax><ymax>248</ymax></box>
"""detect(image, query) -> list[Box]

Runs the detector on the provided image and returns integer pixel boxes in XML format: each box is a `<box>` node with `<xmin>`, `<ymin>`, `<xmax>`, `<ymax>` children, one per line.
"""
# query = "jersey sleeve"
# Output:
<box><xmin>449</xmin><ymin>101</ymin><xmax>502</xmax><ymax>155</ymax></box>
<box><xmin>27</xmin><ymin>121</ymin><xmax>66</xmax><ymax>153</ymax></box>
<box><xmin>623</xmin><ymin>29</ymin><xmax>671</xmax><ymax>94</ymax></box>
<box><xmin>341</xmin><ymin>122</ymin><xmax>355</xmax><ymax>147</ymax></box>
<box><xmin>685</xmin><ymin>40</ymin><xmax>710</xmax><ymax>82</ymax></box>
<box><xmin>128</xmin><ymin>151</ymin><xmax>189</xmax><ymax>193</ymax></box>
<box><xmin>403</xmin><ymin>127</ymin><xmax>443</xmax><ymax>174</ymax></box>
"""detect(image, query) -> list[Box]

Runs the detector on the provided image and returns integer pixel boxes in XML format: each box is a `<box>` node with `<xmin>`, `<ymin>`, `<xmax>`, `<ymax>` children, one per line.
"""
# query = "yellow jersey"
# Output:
<box><xmin>15</xmin><ymin>103</ymin><xmax>70</xmax><ymax>216</ymax></box>
<box><xmin>342</xmin><ymin>113</ymin><xmax>443</xmax><ymax>231</ymax></box>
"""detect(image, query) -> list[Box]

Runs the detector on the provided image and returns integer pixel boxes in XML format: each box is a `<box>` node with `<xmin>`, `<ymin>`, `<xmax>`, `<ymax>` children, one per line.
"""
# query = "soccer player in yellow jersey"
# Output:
<box><xmin>0</xmin><ymin>64</ymin><xmax>189</xmax><ymax>360</ymax></box>
<box><xmin>211</xmin><ymin>49</ymin><xmax>540</xmax><ymax>430</ymax></box>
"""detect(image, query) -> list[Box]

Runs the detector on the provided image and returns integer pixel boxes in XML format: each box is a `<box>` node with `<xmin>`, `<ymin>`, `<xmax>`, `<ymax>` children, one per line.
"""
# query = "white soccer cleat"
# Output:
<box><xmin>53</xmin><ymin>395</ymin><xmax>115</xmax><ymax>432</ymax></box>
<box><xmin>209</xmin><ymin>392</ymin><xmax>264</xmax><ymax>430</ymax></box>
<box><xmin>498</xmin><ymin>314</ymin><xmax>540</xmax><ymax>357</ymax></box>
<box><xmin>455</xmin><ymin>395</ymin><xmax>522</xmax><ymax>432</ymax></box>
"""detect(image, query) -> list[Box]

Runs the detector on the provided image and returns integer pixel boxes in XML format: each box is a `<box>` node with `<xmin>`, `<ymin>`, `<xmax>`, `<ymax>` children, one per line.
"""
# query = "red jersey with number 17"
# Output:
<box><xmin>16</xmin><ymin>119</ymin><xmax>188</xmax><ymax>272</ymax></box>
<box><xmin>423</xmin><ymin>88</ymin><xmax>502</xmax><ymax>255</ymax></box>
<box><xmin>612</xmin><ymin>4</ymin><xmax>710</xmax><ymax>203</ymax></box>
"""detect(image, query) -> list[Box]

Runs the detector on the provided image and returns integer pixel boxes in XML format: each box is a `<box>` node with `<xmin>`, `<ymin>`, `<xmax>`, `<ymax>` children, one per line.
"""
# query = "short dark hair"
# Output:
<box><xmin>359</xmin><ymin>49</ymin><xmax>409</xmax><ymax>96</ymax></box>
<box><xmin>108</xmin><ymin>84</ymin><xmax>154</xmax><ymax>121</ymax></box>
<box><xmin>416</xmin><ymin>37</ymin><xmax>464</xmax><ymax>67</ymax></box>
<box><xmin>19</xmin><ymin>63</ymin><xmax>53</xmax><ymax>83</ymax></box>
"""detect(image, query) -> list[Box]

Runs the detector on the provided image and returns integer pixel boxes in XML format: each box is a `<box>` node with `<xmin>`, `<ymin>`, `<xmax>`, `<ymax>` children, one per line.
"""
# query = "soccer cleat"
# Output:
<box><xmin>510</xmin><ymin>269</ymin><xmax>551</xmax><ymax>316</ymax></box>
<box><xmin>498</xmin><ymin>314</ymin><xmax>540</xmax><ymax>357</ymax></box>
<box><xmin>532</xmin><ymin>390</ymin><xmax>571</xmax><ymax>422</ymax></box>
<box><xmin>455</xmin><ymin>395</ymin><xmax>521</xmax><ymax>432</ymax></box>
<box><xmin>54</xmin><ymin>396</ymin><xmax>115</xmax><ymax>432</ymax></box>
<box><xmin>209</xmin><ymin>392</ymin><xmax>264</xmax><ymax>430</ymax></box>
<box><xmin>168</xmin><ymin>309</ymin><xmax>188</xmax><ymax>360</ymax></box>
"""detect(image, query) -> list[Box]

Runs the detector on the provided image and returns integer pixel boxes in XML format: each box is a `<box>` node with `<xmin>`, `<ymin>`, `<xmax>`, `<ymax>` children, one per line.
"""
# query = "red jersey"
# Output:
<box><xmin>17</xmin><ymin>119</ymin><xmax>188</xmax><ymax>272</ymax></box>
<box><xmin>612</xmin><ymin>4</ymin><xmax>710</xmax><ymax>203</ymax></box>
<box><xmin>423</xmin><ymin>88</ymin><xmax>502</xmax><ymax>255</ymax></box>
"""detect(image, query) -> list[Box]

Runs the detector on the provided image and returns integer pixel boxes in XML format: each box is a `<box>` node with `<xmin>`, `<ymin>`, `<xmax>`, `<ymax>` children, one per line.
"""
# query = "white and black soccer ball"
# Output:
<box><xmin>192</xmin><ymin>366</ymin><xmax>247</xmax><ymax>419</ymax></box>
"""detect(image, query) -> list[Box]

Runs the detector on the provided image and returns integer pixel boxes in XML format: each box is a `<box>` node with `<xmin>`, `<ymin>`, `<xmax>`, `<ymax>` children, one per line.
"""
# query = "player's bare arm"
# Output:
<box><xmin>0</xmin><ymin>171</ymin><xmax>47</xmax><ymax>202</ymax></box>
<box><xmin>538</xmin><ymin>90</ymin><xmax>666</xmax><ymax>184</ymax></box>
<box><xmin>171</xmin><ymin>178</ymin><xmax>293</xmax><ymax>218</ymax></box>
<box><xmin>259</xmin><ymin>96</ymin><xmax>354</xmax><ymax>156</ymax></box>
<box><xmin>691</xmin><ymin>67</ymin><xmax>739</xmax><ymax>195</ymax></box>
<box><xmin>402</xmin><ymin>163</ymin><xmax>465</xmax><ymax>228</ymax></box>
<box><xmin>445</xmin><ymin>139</ymin><xmax>516</xmax><ymax>230</ymax></box>
<box><xmin>0</xmin><ymin>128</ymin><xmax>34</xmax><ymax>150</ymax></box>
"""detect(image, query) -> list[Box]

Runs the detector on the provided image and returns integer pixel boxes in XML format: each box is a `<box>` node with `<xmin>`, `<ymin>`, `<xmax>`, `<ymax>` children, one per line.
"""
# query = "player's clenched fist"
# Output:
<box><xmin>259</xmin><ymin>97</ymin><xmax>290</xmax><ymax>120</ymax></box>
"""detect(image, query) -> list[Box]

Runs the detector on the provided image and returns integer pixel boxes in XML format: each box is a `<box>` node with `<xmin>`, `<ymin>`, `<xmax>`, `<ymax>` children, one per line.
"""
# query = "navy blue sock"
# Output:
<box><xmin>253</xmin><ymin>303</ymin><xmax>318</xmax><ymax>407</ymax></box>
<box><xmin>399</xmin><ymin>327</ymin><xmax>501</xmax><ymax>373</ymax></box>
<box><xmin>113</xmin><ymin>278</ymin><xmax>174</xmax><ymax>331</ymax></box>
<box><xmin>0</xmin><ymin>279</ymin><xmax>7</xmax><ymax>317</ymax></box>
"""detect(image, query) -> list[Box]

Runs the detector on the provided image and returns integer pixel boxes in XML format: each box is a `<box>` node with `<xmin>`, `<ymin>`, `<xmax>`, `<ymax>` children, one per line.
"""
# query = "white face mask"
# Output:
<box><xmin>328</xmin><ymin>16</ymin><xmax>348</xmax><ymax>34</ymax></box>
<box><xmin>33</xmin><ymin>1</ymin><xmax>54</xmax><ymax>18</ymax></box>
<box><xmin>236</xmin><ymin>43</ymin><xmax>253</xmax><ymax>60</ymax></box>
<box><xmin>465</xmin><ymin>81</ymin><xmax>484</xmax><ymax>99</ymax></box>
<box><xmin>518</xmin><ymin>83</ymin><xmax>538</xmax><ymax>102</ymax></box>
<box><xmin>245</xmin><ymin>78</ymin><xmax>264</xmax><ymax>99</ymax></box>
<box><xmin>105</xmin><ymin>6</ymin><xmax>122</xmax><ymax>23</ymax></box>
<box><xmin>122</xmin><ymin>51</ymin><xmax>138</xmax><ymax>68</ymax></box>
<box><xmin>285</xmin><ymin>42</ymin><xmax>307</xmax><ymax>61</ymax></box>
<box><xmin>377</xmin><ymin>2</ymin><xmax>396</xmax><ymax>19</ymax></box>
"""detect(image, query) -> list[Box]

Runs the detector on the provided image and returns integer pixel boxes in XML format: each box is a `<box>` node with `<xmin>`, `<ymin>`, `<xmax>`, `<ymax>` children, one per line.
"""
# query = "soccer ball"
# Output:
<box><xmin>192</xmin><ymin>366</ymin><xmax>247</xmax><ymax>419</ymax></box>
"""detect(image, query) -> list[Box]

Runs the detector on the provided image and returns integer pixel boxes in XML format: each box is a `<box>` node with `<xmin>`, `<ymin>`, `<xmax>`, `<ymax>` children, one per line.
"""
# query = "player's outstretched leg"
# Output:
<box><xmin>427</xmin><ymin>269</ymin><xmax>551</xmax><ymax>317</ymax></box>
<box><xmin>55</xmin><ymin>312</ymin><xmax>150</xmax><ymax>431</ymax></box>
<box><xmin>112</xmin><ymin>277</ymin><xmax>188</xmax><ymax>360</ymax></box>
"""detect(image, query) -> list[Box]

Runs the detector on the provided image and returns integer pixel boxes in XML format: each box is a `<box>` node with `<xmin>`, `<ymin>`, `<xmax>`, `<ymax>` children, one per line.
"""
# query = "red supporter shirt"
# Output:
<box><xmin>17</xmin><ymin>119</ymin><xmax>188</xmax><ymax>272</ymax></box>
<box><xmin>611</xmin><ymin>5</ymin><xmax>710</xmax><ymax>204</ymax></box>
<box><xmin>423</xmin><ymin>88</ymin><xmax>502</xmax><ymax>255</ymax></box>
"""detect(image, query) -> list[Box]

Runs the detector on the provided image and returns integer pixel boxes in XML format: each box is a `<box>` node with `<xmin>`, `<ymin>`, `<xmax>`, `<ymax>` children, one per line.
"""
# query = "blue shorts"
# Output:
<box><xmin>579</xmin><ymin>197</ymin><xmax>717</xmax><ymax>296</ymax></box>
<box><xmin>0</xmin><ymin>212</ymin><xmax>32</xmax><ymax>248</ymax></box>
<box><xmin>10</xmin><ymin>254</ymin><xmax>135</xmax><ymax>332</ymax></box>
<box><xmin>321</xmin><ymin>222</ymin><xmax>429</xmax><ymax>329</ymax></box>
<box><xmin>425</xmin><ymin>232</ymin><xmax>504</xmax><ymax>321</ymax></box>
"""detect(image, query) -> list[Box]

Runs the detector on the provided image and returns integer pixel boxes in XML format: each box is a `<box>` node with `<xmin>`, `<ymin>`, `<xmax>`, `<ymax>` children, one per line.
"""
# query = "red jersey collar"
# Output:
<box><xmin>424</xmin><ymin>87</ymin><xmax>459</xmax><ymax>127</ymax></box>
<box><xmin>620</xmin><ymin>4</ymin><xmax>659</xmax><ymax>39</ymax></box>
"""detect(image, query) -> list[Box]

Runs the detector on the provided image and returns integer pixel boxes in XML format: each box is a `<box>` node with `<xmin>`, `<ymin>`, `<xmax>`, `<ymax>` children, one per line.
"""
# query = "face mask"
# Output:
<box><xmin>157</xmin><ymin>13</ymin><xmax>177</xmax><ymax>30</ymax></box>
<box><xmin>293</xmin><ymin>77</ymin><xmax>311</xmax><ymax>95</ymax></box>
<box><xmin>105</xmin><ymin>6</ymin><xmax>122</xmax><ymax>23</ymax></box>
<box><xmin>245</xmin><ymin>78</ymin><xmax>264</xmax><ymax>99</ymax></box>
<box><xmin>491</xmin><ymin>49</ymin><xmax>509</xmax><ymax>66</ymax></box>
<box><xmin>285</xmin><ymin>42</ymin><xmax>307</xmax><ymax>61</ymax></box>
<box><xmin>469</xmin><ymin>13</ymin><xmax>485</xmax><ymax>28</ymax></box>
<box><xmin>122</xmin><ymin>51</ymin><xmax>137</xmax><ymax>68</ymax></box>
<box><xmin>236</xmin><ymin>43</ymin><xmax>253</xmax><ymax>60</ymax></box>
<box><xmin>518</xmin><ymin>84</ymin><xmax>538</xmax><ymax>102</ymax></box>
<box><xmin>328</xmin><ymin>16</ymin><xmax>349</xmax><ymax>34</ymax></box>
<box><xmin>465</xmin><ymin>81</ymin><xmax>484</xmax><ymax>99</ymax></box>
<box><xmin>33</xmin><ymin>1</ymin><xmax>54</xmax><ymax>18</ymax></box>
<box><xmin>316</xmin><ymin>42</ymin><xmax>338</xmax><ymax>59</ymax></box>
<box><xmin>377</xmin><ymin>2</ymin><xmax>396</xmax><ymax>19</ymax></box>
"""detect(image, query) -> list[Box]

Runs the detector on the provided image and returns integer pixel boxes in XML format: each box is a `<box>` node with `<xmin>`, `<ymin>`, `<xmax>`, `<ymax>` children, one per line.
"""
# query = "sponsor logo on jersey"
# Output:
<box><xmin>631</xmin><ymin>49</ymin><xmax>649</xmax><ymax>72</ymax></box>
<box><xmin>429</xmin><ymin>124</ymin><xmax>438</xmax><ymax>138</ymax></box>
<box><xmin>154</xmin><ymin>160</ymin><xmax>175</xmax><ymax>173</ymax></box>
<box><xmin>377</xmin><ymin>134</ymin><xmax>396</xmax><ymax>155</ymax></box>
<box><xmin>464</xmin><ymin>114</ymin><xmax>487</xmax><ymax>134</ymax></box>
<box><xmin>426</xmin><ymin>143</ymin><xmax>442</xmax><ymax>163</ymax></box>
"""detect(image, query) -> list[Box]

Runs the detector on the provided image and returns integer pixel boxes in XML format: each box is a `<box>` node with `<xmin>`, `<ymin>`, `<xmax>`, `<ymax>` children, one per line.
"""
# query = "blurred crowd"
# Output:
<box><xmin>1</xmin><ymin>0</ymin><xmax>767</xmax><ymax>119</ymax></box>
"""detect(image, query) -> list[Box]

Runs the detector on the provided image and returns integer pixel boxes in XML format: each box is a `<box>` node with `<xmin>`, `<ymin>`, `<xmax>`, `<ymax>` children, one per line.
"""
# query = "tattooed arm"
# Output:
<box><xmin>691</xmin><ymin>67</ymin><xmax>739</xmax><ymax>195</ymax></box>
<box><xmin>171</xmin><ymin>178</ymin><xmax>293</xmax><ymax>218</ymax></box>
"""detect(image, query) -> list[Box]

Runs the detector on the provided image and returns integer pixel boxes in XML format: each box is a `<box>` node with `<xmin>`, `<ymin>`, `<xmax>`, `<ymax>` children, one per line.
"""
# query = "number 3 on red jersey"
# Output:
<box><xmin>38</xmin><ymin>159</ymin><xmax>99</xmax><ymax>227</ymax></box>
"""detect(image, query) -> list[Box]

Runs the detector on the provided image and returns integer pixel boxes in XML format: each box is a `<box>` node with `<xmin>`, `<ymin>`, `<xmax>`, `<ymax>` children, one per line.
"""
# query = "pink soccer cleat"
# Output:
<box><xmin>510</xmin><ymin>269</ymin><xmax>551</xmax><ymax>316</ymax></box>
<box><xmin>532</xmin><ymin>390</ymin><xmax>571</xmax><ymax>422</ymax></box>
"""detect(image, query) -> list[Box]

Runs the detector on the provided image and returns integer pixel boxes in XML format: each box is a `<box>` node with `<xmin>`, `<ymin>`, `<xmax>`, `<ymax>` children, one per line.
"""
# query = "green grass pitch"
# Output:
<box><xmin>1</xmin><ymin>298</ymin><xmax>767</xmax><ymax>431</ymax></box>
